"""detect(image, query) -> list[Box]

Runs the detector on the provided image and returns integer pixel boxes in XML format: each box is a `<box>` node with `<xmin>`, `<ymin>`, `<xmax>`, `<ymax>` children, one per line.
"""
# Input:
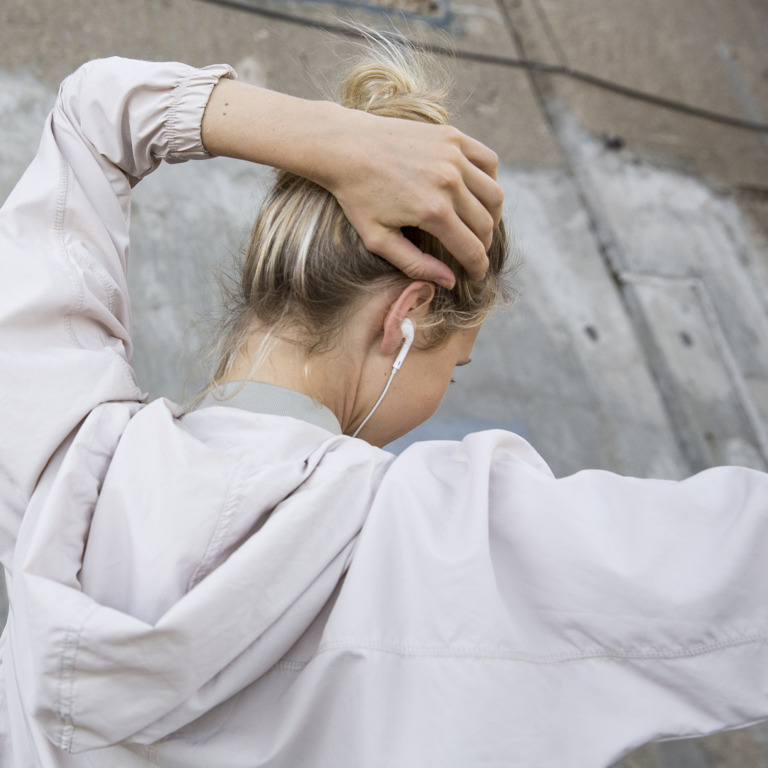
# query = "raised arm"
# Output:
<box><xmin>0</xmin><ymin>57</ymin><xmax>504</xmax><ymax>571</ymax></box>
<box><xmin>0</xmin><ymin>58</ymin><xmax>234</xmax><ymax>569</ymax></box>
<box><xmin>201</xmin><ymin>77</ymin><xmax>503</xmax><ymax>286</ymax></box>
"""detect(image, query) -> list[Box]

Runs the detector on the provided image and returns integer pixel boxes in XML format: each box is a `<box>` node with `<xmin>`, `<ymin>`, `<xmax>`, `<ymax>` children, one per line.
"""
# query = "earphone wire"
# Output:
<box><xmin>352</xmin><ymin>366</ymin><xmax>398</xmax><ymax>438</ymax></box>
<box><xmin>352</xmin><ymin>318</ymin><xmax>414</xmax><ymax>439</ymax></box>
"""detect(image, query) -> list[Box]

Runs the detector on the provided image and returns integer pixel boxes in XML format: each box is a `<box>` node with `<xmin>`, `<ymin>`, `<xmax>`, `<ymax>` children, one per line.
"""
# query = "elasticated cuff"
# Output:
<box><xmin>165</xmin><ymin>63</ymin><xmax>237</xmax><ymax>162</ymax></box>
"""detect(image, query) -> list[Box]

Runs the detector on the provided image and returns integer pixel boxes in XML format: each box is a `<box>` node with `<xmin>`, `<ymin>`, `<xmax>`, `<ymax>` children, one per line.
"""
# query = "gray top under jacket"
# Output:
<box><xmin>199</xmin><ymin>380</ymin><xmax>342</xmax><ymax>435</ymax></box>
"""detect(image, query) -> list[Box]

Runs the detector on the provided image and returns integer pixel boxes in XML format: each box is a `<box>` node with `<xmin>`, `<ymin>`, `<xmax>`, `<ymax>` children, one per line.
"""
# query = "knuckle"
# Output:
<box><xmin>439</xmin><ymin>124</ymin><xmax>463</xmax><ymax>145</ymax></box>
<box><xmin>362</xmin><ymin>230</ymin><xmax>390</xmax><ymax>256</ymax></box>
<box><xmin>422</xmin><ymin>197</ymin><xmax>451</xmax><ymax>224</ymax></box>
<box><xmin>434</xmin><ymin>163</ymin><xmax>463</xmax><ymax>192</ymax></box>
<box><xmin>488</xmin><ymin>183</ymin><xmax>505</xmax><ymax>209</ymax></box>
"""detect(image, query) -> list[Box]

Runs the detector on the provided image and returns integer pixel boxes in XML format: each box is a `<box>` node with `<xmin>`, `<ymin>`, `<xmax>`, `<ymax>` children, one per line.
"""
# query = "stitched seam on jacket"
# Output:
<box><xmin>57</xmin><ymin>603</ymin><xmax>100</xmax><ymax>752</ymax></box>
<box><xmin>72</xmin><ymin>249</ymin><xmax>115</xmax><ymax>315</ymax></box>
<box><xmin>56</xmin><ymin>158</ymin><xmax>83</xmax><ymax>351</ymax></box>
<box><xmin>306</xmin><ymin>632</ymin><xmax>768</xmax><ymax>665</ymax></box>
<box><xmin>274</xmin><ymin>659</ymin><xmax>308</xmax><ymax>672</ymax></box>
<box><xmin>186</xmin><ymin>460</ymin><xmax>247</xmax><ymax>591</ymax></box>
<box><xmin>56</xmin><ymin>152</ymin><xmax>141</xmax><ymax>399</ymax></box>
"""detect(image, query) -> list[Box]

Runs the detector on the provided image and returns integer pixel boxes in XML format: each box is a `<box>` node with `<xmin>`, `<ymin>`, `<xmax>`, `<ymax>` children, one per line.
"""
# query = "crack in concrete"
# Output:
<box><xmin>495</xmin><ymin>0</ymin><xmax>768</xmax><ymax>473</ymax></box>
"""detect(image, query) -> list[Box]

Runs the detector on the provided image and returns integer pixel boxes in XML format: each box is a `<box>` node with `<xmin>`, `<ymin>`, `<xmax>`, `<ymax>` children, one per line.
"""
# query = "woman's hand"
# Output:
<box><xmin>202</xmin><ymin>78</ymin><xmax>503</xmax><ymax>288</ymax></box>
<box><xmin>317</xmin><ymin>108</ymin><xmax>503</xmax><ymax>288</ymax></box>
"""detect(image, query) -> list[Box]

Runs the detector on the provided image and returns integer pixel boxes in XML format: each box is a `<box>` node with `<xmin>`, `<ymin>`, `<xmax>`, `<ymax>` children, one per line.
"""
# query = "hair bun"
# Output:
<box><xmin>340</xmin><ymin>33</ymin><xmax>450</xmax><ymax>125</ymax></box>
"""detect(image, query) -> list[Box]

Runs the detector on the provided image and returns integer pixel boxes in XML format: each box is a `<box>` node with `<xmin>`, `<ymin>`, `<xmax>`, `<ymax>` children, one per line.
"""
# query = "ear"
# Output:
<box><xmin>381</xmin><ymin>281</ymin><xmax>435</xmax><ymax>356</ymax></box>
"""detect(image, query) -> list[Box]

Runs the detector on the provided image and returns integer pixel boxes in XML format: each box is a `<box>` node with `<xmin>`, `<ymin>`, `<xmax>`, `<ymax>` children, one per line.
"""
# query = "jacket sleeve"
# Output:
<box><xmin>327</xmin><ymin>431</ymin><xmax>768</xmax><ymax>766</ymax></box>
<box><xmin>0</xmin><ymin>58</ymin><xmax>235</xmax><ymax>570</ymax></box>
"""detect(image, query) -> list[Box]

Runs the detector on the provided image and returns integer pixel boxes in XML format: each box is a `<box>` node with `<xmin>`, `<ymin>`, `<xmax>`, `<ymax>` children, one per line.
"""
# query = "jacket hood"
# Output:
<box><xmin>9</xmin><ymin>398</ymin><xmax>393</xmax><ymax>752</ymax></box>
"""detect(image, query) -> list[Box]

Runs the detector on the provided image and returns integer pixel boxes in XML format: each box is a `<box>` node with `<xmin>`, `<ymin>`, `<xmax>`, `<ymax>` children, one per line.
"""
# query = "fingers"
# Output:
<box><xmin>461</xmin><ymin>158</ymin><xmax>504</xmax><ymax>230</ymax></box>
<box><xmin>360</xmin><ymin>152</ymin><xmax>500</xmax><ymax>283</ymax></box>
<box><xmin>416</xmin><ymin>145</ymin><xmax>501</xmax><ymax>279</ymax></box>
<box><xmin>441</xmin><ymin>167</ymin><xmax>499</xmax><ymax>253</ymax></box>
<box><xmin>324</xmin><ymin>113</ymin><xmax>503</xmax><ymax>285</ymax></box>
<box><xmin>419</xmin><ymin>206</ymin><xmax>491</xmax><ymax>282</ymax></box>
<box><xmin>363</xmin><ymin>228</ymin><xmax>458</xmax><ymax>289</ymax></box>
<box><xmin>458</xmin><ymin>133</ymin><xmax>500</xmax><ymax>181</ymax></box>
<box><xmin>419</xmin><ymin>129</ymin><xmax>502</xmax><ymax>276</ymax></box>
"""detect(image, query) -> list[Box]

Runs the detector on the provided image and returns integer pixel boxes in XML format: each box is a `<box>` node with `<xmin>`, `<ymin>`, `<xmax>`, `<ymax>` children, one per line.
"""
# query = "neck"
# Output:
<box><xmin>222</xmin><ymin>332</ymin><xmax>360</xmax><ymax>431</ymax></box>
<box><xmin>222</xmin><ymin>296</ymin><xmax>396</xmax><ymax>439</ymax></box>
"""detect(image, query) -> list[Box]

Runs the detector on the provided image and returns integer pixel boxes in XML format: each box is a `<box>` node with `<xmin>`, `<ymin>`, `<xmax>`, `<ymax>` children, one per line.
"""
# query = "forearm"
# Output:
<box><xmin>201</xmin><ymin>77</ymin><xmax>503</xmax><ymax>285</ymax></box>
<box><xmin>201</xmin><ymin>77</ymin><xmax>351</xmax><ymax>185</ymax></box>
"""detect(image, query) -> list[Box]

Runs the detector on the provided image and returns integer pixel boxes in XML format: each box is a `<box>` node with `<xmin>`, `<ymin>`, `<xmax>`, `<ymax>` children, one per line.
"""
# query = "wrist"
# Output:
<box><xmin>280</xmin><ymin>99</ymin><xmax>363</xmax><ymax>191</ymax></box>
<box><xmin>201</xmin><ymin>78</ymin><xmax>356</xmax><ymax>191</ymax></box>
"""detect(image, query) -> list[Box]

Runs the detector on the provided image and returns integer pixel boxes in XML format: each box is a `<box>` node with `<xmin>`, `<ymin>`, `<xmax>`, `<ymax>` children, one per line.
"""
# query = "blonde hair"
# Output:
<box><xmin>204</xmin><ymin>31</ymin><xmax>513</xmax><ymax>397</ymax></box>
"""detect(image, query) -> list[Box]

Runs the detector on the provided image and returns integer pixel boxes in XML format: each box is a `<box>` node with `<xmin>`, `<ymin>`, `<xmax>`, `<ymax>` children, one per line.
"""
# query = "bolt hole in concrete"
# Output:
<box><xmin>602</xmin><ymin>134</ymin><xmax>626</xmax><ymax>151</ymax></box>
<box><xmin>680</xmin><ymin>331</ymin><xmax>694</xmax><ymax>347</ymax></box>
<box><xmin>585</xmin><ymin>325</ymin><xmax>599</xmax><ymax>341</ymax></box>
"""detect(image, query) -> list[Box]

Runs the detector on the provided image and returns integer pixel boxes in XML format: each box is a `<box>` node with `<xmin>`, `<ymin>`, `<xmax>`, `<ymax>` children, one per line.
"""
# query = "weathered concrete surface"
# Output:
<box><xmin>499</xmin><ymin>0</ymin><xmax>768</xmax><ymax>191</ymax></box>
<box><xmin>2</xmin><ymin>0</ymin><xmax>768</xmax><ymax>765</ymax></box>
<box><xmin>556</xmin><ymin>112</ymin><xmax>768</xmax><ymax>473</ymax></box>
<box><xmin>0</xmin><ymin>0</ymin><xmax>561</xmax><ymax>168</ymax></box>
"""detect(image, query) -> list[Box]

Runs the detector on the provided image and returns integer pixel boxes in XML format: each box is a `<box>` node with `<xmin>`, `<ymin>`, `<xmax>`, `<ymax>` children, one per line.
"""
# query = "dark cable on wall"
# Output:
<box><xmin>194</xmin><ymin>0</ymin><xmax>768</xmax><ymax>134</ymax></box>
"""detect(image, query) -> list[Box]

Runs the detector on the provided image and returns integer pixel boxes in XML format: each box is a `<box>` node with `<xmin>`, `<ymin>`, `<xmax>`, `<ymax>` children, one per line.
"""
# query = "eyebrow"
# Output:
<box><xmin>456</xmin><ymin>358</ymin><xmax>472</xmax><ymax>367</ymax></box>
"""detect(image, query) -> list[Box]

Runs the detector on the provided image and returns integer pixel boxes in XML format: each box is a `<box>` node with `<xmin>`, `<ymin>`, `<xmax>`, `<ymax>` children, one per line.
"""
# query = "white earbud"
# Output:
<box><xmin>393</xmin><ymin>318</ymin><xmax>414</xmax><ymax>370</ymax></box>
<box><xmin>351</xmin><ymin>318</ymin><xmax>415</xmax><ymax>438</ymax></box>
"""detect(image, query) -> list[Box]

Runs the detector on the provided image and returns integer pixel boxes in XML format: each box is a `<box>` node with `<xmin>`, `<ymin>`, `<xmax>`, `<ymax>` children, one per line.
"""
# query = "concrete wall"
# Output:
<box><xmin>2</xmin><ymin>0</ymin><xmax>768</xmax><ymax>764</ymax></box>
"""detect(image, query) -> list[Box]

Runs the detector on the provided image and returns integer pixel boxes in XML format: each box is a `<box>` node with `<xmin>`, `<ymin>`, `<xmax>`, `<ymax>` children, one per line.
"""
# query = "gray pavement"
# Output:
<box><xmin>2</xmin><ymin>0</ymin><xmax>768</xmax><ymax>765</ymax></box>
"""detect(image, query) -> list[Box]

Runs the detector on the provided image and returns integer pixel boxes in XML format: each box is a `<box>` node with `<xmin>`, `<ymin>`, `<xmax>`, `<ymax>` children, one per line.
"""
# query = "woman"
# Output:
<box><xmin>1</xmin><ymin>37</ymin><xmax>767</xmax><ymax>768</ymax></box>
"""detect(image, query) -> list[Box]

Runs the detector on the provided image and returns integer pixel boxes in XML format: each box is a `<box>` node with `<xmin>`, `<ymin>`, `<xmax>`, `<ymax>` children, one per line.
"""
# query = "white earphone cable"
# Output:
<box><xmin>352</xmin><ymin>366</ymin><xmax>398</xmax><ymax>438</ymax></box>
<box><xmin>352</xmin><ymin>319</ymin><xmax>414</xmax><ymax>439</ymax></box>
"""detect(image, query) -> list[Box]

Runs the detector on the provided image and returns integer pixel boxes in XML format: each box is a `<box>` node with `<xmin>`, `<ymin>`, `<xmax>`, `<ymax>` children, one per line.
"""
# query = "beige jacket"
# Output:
<box><xmin>1</xmin><ymin>57</ymin><xmax>767</xmax><ymax>768</ymax></box>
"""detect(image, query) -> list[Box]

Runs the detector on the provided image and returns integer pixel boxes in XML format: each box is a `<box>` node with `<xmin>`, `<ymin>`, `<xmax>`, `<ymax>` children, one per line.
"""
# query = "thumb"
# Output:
<box><xmin>363</xmin><ymin>228</ymin><xmax>456</xmax><ymax>289</ymax></box>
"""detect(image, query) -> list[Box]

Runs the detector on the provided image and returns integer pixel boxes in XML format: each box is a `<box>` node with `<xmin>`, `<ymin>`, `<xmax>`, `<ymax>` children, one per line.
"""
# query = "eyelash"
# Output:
<box><xmin>450</xmin><ymin>378</ymin><xmax>456</xmax><ymax>384</ymax></box>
